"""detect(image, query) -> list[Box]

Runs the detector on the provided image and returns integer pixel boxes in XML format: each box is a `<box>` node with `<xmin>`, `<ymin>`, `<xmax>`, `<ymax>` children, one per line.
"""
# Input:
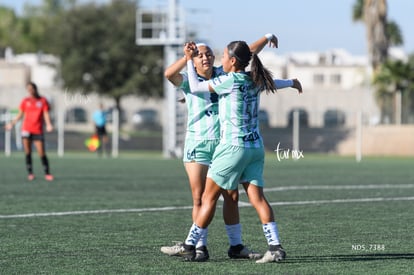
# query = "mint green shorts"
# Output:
<box><xmin>207</xmin><ymin>143</ymin><xmax>265</xmax><ymax>190</ymax></box>
<box><xmin>183</xmin><ymin>139</ymin><xmax>220</xmax><ymax>166</ymax></box>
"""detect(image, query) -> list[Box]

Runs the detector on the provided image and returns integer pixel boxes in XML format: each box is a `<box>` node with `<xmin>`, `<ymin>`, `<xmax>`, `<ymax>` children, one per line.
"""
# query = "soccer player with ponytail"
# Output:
<box><xmin>162</xmin><ymin>35</ymin><xmax>301</xmax><ymax>262</ymax></box>
<box><xmin>178</xmin><ymin>40</ymin><xmax>302</xmax><ymax>263</ymax></box>
<box><xmin>5</xmin><ymin>82</ymin><xmax>54</xmax><ymax>181</ymax></box>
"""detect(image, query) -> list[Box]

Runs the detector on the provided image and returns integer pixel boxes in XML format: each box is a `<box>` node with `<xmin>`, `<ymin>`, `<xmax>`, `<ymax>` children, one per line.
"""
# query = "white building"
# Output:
<box><xmin>258</xmin><ymin>48</ymin><xmax>380</xmax><ymax>127</ymax></box>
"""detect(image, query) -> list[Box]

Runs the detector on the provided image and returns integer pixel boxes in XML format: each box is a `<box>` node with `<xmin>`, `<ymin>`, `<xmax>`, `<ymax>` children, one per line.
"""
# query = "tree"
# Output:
<box><xmin>0</xmin><ymin>7</ymin><xmax>43</xmax><ymax>54</ymax></box>
<box><xmin>374</xmin><ymin>57</ymin><xmax>414</xmax><ymax>123</ymax></box>
<box><xmin>0</xmin><ymin>1</ymin><xmax>68</xmax><ymax>54</ymax></box>
<box><xmin>352</xmin><ymin>0</ymin><xmax>407</xmax><ymax>124</ymax></box>
<box><xmin>0</xmin><ymin>0</ymin><xmax>163</xmax><ymax>110</ymax></box>
<box><xmin>0</xmin><ymin>7</ymin><xmax>17</xmax><ymax>55</ymax></box>
<box><xmin>352</xmin><ymin>0</ymin><xmax>403</xmax><ymax>72</ymax></box>
<box><xmin>42</xmin><ymin>0</ymin><xmax>163</xmax><ymax>109</ymax></box>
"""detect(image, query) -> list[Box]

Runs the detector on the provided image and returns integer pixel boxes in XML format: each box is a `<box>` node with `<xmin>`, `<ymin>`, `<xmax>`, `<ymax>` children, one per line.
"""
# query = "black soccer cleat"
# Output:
<box><xmin>195</xmin><ymin>245</ymin><xmax>209</xmax><ymax>262</ymax></box>
<box><xmin>228</xmin><ymin>244</ymin><xmax>262</xmax><ymax>259</ymax></box>
<box><xmin>178</xmin><ymin>244</ymin><xmax>196</xmax><ymax>261</ymax></box>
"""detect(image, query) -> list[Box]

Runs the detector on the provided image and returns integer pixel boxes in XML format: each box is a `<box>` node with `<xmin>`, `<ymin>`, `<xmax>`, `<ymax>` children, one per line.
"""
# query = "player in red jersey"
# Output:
<box><xmin>5</xmin><ymin>82</ymin><xmax>54</xmax><ymax>181</ymax></box>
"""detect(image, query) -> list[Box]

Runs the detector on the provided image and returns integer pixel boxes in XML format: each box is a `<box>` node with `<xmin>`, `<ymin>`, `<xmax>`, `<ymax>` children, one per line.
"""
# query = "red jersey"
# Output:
<box><xmin>19</xmin><ymin>96</ymin><xmax>50</xmax><ymax>134</ymax></box>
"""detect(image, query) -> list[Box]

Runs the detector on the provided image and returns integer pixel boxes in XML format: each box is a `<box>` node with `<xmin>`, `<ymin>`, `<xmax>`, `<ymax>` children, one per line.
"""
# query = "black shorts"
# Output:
<box><xmin>21</xmin><ymin>131</ymin><xmax>45</xmax><ymax>141</ymax></box>
<box><xmin>95</xmin><ymin>125</ymin><xmax>107</xmax><ymax>136</ymax></box>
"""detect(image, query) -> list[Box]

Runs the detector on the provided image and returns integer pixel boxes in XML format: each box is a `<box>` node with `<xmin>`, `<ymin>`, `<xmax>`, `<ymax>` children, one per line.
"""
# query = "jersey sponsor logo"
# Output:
<box><xmin>242</xmin><ymin>92</ymin><xmax>258</xmax><ymax>104</ymax></box>
<box><xmin>242</xmin><ymin>131</ymin><xmax>260</xmax><ymax>142</ymax></box>
<box><xmin>238</xmin><ymin>82</ymin><xmax>255</xmax><ymax>93</ymax></box>
<box><xmin>204</xmin><ymin>110</ymin><xmax>219</xmax><ymax>117</ymax></box>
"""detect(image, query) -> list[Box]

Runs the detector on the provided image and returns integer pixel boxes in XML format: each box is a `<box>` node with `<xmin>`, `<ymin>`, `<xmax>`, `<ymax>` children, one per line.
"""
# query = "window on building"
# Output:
<box><xmin>313</xmin><ymin>74</ymin><xmax>324</xmax><ymax>85</ymax></box>
<box><xmin>65</xmin><ymin>107</ymin><xmax>88</xmax><ymax>123</ymax></box>
<box><xmin>330</xmin><ymin>74</ymin><xmax>341</xmax><ymax>84</ymax></box>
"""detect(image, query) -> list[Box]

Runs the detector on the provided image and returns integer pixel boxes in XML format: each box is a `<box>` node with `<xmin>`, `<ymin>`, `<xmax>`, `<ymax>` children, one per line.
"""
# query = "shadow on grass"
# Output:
<box><xmin>285</xmin><ymin>253</ymin><xmax>414</xmax><ymax>263</ymax></box>
<box><xmin>164</xmin><ymin>253</ymin><xmax>414</xmax><ymax>265</ymax></box>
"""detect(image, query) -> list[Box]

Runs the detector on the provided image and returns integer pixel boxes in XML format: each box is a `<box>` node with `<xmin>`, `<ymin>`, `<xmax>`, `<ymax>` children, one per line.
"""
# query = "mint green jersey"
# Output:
<box><xmin>208</xmin><ymin>72</ymin><xmax>263</xmax><ymax>148</ymax></box>
<box><xmin>179</xmin><ymin>67</ymin><xmax>223</xmax><ymax>141</ymax></box>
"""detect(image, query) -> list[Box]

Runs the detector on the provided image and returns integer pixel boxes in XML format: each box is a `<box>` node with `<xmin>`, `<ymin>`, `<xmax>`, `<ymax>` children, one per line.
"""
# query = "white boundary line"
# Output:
<box><xmin>262</xmin><ymin>184</ymin><xmax>414</xmax><ymax>192</ymax></box>
<box><xmin>0</xmin><ymin>206</ymin><xmax>192</xmax><ymax>219</ymax></box>
<box><xmin>1</xmin><ymin>196</ymin><xmax>414</xmax><ymax>219</ymax></box>
<box><xmin>235</xmin><ymin>184</ymin><xmax>414</xmax><ymax>205</ymax></box>
<box><xmin>268</xmin><ymin>196</ymin><xmax>414</xmax><ymax>206</ymax></box>
<box><xmin>1</xmin><ymin>184</ymin><xmax>414</xmax><ymax>219</ymax></box>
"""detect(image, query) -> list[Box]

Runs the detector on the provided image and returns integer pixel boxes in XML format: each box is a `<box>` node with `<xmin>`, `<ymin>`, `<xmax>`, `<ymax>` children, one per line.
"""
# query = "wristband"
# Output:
<box><xmin>265</xmin><ymin>33</ymin><xmax>273</xmax><ymax>42</ymax></box>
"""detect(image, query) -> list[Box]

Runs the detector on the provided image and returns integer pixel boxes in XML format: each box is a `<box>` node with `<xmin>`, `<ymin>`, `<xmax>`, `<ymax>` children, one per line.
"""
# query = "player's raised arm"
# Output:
<box><xmin>249</xmin><ymin>33</ymin><xmax>278</xmax><ymax>54</ymax></box>
<box><xmin>248</xmin><ymin>33</ymin><xmax>303</xmax><ymax>94</ymax></box>
<box><xmin>164</xmin><ymin>47</ymin><xmax>188</xmax><ymax>87</ymax></box>
<box><xmin>274</xmin><ymin>79</ymin><xmax>303</xmax><ymax>94</ymax></box>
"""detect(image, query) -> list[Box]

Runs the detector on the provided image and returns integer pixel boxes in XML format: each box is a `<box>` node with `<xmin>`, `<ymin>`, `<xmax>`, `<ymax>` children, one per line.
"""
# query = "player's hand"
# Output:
<box><xmin>46</xmin><ymin>124</ymin><xmax>53</xmax><ymax>132</ymax></box>
<box><xmin>183</xmin><ymin>41</ymin><xmax>197</xmax><ymax>60</ymax></box>
<box><xmin>292</xmin><ymin>79</ymin><xmax>303</xmax><ymax>94</ymax></box>
<box><xmin>268</xmin><ymin>34</ymin><xmax>278</xmax><ymax>48</ymax></box>
<box><xmin>4</xmin><ymin>123</ymin><xmax>13</xmax><ymax>131</ymax></box>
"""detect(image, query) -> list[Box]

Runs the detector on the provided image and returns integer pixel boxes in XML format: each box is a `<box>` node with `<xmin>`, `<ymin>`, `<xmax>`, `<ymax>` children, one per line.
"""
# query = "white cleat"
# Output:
<box><xmin>160</xmin><ymin>242</ymin><xmax>184</xmax><ymax>256</ymax></box>
<box><xmin>256</xmin><ymin>245</ymin><xmax>286</xmax><ymax>263</ymax></box>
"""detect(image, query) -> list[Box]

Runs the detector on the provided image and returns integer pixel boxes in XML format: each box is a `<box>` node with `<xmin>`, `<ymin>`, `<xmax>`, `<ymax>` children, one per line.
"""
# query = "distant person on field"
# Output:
<box><xmin>92</xmin><ymin>103</ymin><xmax>109</xmax><ymax>157</ymax></box>
<box><xmin>5</xmin><ymin>82</ymin><xmax>54</xmax><ymax>181</ymax></box>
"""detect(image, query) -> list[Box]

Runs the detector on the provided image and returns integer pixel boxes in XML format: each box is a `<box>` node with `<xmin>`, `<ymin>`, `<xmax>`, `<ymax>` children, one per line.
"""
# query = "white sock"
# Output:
<box><xmin>184</xmin><ymin>223</ymin><xmax>206</xmax><ymax>246</ymax></box>
<box><xmin>196</xmin><ymin>227</ymin><xmax>208</xmax><ymax>248</ymax></box>
<box><xmin>225</xmin><ymin>223</ymin><xmax>242</xmax><ymax>246</ymax></box>
<box><xmin>262</xmin><ymin>222</ymin><xmax>281</xmax><ymax>246</ymax></box>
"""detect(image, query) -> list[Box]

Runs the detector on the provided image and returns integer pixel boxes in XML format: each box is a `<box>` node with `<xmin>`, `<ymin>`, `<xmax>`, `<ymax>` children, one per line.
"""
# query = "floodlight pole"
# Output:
<box><xmin>164</xmin><ymin>47</ymin><xmax>178</xmax><ymax>158</ymax></box>
<box><xmin>57</xmin><ymin>103</ymin><xmax>65</xmax><ymax>157</ymax></box>
<box><xmin>163</xmin><ymin>0</ymin><xmax>180</xmax><ymax>158</ymax></box>
<box><xmin>136</xmin><ymin>0</ymin><xmax>185</xmax><ymax>158</ymax></box>
<box><xmin>292</xmin><ymin>110</ymin><xmax>300</xmax><ymax>152</ymax></box>
<box><xmin>4</xmin><ymin>112</ymin><xmax>11</xmax><ymax>156</ymax></box>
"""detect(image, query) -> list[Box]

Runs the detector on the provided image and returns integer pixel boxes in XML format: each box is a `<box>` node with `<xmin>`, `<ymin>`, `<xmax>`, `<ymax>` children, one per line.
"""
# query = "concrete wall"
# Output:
<box><xmin>261</xmin><ymin>125</ymin><xmax>414</xmax><ymax>157</ymax></box>
<box><xmin>337</xmin><ymin>125</ymin><xmax>414</xmax><ymax>156</ymax></box>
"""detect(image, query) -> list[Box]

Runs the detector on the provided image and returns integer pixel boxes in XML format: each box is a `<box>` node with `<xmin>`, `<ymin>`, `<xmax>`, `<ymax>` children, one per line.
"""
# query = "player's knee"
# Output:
<box><xmin>193</xmin><ymin>198</ymin><xmax>202</xmax><ymax>207</ymax></box>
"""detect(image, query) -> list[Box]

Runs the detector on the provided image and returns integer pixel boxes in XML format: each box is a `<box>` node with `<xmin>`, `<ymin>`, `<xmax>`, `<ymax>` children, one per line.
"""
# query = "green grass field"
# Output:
<box><xmin>1</xmin><ymin>152</ymin><xmax>413</xmax><ymax>274</ymax></box>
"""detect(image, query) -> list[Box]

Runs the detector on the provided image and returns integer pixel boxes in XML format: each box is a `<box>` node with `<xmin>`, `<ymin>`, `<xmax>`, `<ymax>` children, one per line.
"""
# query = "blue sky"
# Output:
<box><xmin>2</xmin><ymin>0</ymin><xmax>413</xmax><ymax>55</ymax></box>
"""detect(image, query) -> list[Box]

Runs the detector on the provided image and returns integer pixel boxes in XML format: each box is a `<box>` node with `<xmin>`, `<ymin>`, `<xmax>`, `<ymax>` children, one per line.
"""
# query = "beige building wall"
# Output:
<box><xmin>337</xmin><ymin>125</ymin><xmax>414</xmax><ymax>156</ymax></box>
<box><xmin>0</xmin><ymin>61</ymin><xmax>30</xmax><ymax>88</ymax></box>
